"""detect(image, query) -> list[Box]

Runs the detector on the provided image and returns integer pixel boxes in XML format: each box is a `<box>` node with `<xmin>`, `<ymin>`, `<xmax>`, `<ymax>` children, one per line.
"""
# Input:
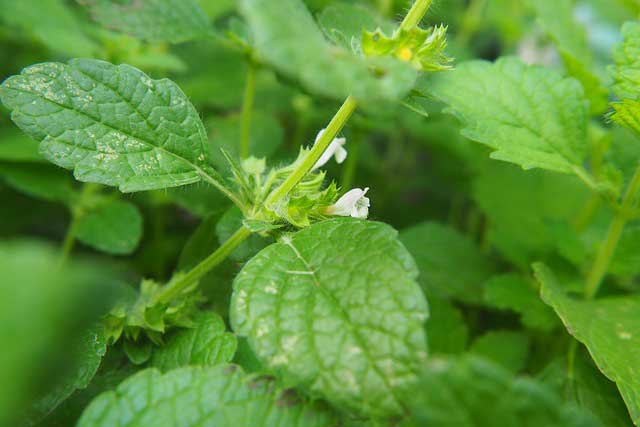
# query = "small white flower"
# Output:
<box><xmin>311</xmin><ymin>128</ymin><xmax>347</xmax><ymax>171</ymax></box>
<box><xmin>327</xmin><ymin>187</ymin><xmax>370</xmax><ymax>219</ymax></box>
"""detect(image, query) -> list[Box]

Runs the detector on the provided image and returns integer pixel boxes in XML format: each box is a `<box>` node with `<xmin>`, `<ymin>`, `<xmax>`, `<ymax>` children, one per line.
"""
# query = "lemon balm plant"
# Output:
<box><xmin>0</xmin><ymin>0</ymin><xmax>640</xmax><ymax>426</ymax></box>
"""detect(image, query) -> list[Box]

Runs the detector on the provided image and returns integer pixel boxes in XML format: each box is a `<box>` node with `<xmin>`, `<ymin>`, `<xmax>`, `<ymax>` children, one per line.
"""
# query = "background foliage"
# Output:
<box><xmin>0</xmin><ymin>0</ymin><xmax>639</xmax><ymax>426</ymax></box>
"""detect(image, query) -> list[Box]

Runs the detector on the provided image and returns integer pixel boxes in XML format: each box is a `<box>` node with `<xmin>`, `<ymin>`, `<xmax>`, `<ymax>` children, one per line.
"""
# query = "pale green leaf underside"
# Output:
<box><xmin>78</xmin><ymin>365</ymin><xmax>336</xmax><ymax>427</ymax></box>
<box><xmin>535</xmin><ymin>263</ymin><xmax>640</xmax><ymax>425</ymax></box>
<box><xmin>231</xmin><ymin>218</ymin><xmax>428</xmax><ymax>418</ymax></box>
<box><xmin>75</xmin><ymin>199</ymin><xmax>143</xmax><ymax>255</ymax></box>
<box><xmin>0</xmin><ymin>59</ymin><xmax>214</xmax><ymax>193</ymax></box>
<box><xmin>239</xmin><ymin>0</ymin><xmax>417</xmax><ymax>102</ymax></box>
<box><xmin>428</xmin><ymin>57</ymin><xmax>588</xmax><ymax>174</ymax></box>
<box><xmin>405</xmin><ymin>356</ymin><xmax>600</xmax><ymax>427</ymax></box>
<box><xmin>79</xmin><ymin>0</ymin><xmax>211</xmax><ymax>43</ymax></box>
<box><xmin>611</xmin><ymin>22</ymin><xmax>640</xmax><ymax>100</ymax></box>
<box><xmin>151</xmin><ymin>312</ymin><xmax>237</xmax><ymax>372</ymax></box>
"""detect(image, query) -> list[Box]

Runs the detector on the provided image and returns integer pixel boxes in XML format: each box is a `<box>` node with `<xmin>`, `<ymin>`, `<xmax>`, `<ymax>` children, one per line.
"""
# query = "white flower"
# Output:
<box><xmin>311</xmin><ymin>128</ymin><xmax>347</xmax><ymax>171</ymax></box>
<box><xmin>327</xmin><ymin>187</ymin><xmax>370</xmax><ymax>219</ymax></box>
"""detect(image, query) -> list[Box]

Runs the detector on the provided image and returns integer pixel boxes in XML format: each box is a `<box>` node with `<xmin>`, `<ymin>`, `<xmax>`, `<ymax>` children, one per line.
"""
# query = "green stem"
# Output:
<box><xmin>59</xmin><ymin>183</ymin><xmax>99</xmax><ymax>264</ymax></box>
<box><xmin>584</xmin><ymin>163</ymin><xmax>640</xmax><ymax>298</ymax></box>
<box><xmin>158</xmin><ymin>0</ymin><xmax>435</xmax><ymax>300</ymax></box>
<box><xmin>199</xmin><ymin>171</ymin><xmax>245</xmax><ymax>210</ymax></box>
<box><xmin>455</xmin><ymin>0</ymin><xmax>486</xmax><ymax>45</ymax></box>
<box><xmin>399</xmin><ymin>0</ymin><xmax>433</xmax><ymax>32</ymax></box>
<box><xmin>240</xmin><ymin>61</ymin><xmax>257</xmax><ymax>159</ymax></box>
<box><xmin>264</xmin><ymin>96</ymin><xmax>358</xmax><ymax>207</ymax></box>
<box><xmin>154</xmin><ymin>226</ymin><xmax>252</xmax><ymax>305</ymax></box>
<box><xmin>377</xmin><ymin>0</ymin><xmax>393</xmax><ymax>16</ymax></box>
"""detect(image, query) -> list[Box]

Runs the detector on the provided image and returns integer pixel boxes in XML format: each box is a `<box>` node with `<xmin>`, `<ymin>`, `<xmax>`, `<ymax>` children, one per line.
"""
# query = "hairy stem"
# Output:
<box><xmin>240</xmin><ymin>62</ymin><xmax>257</xmax><ymax>158</ymax></box>
<box><xmin>399</xmin><ymin>0</ymin><xmax>433</xmax><ymax>32</ymax></box>
<box><xmin>263</xmin><ymin>0</ymin><xmax>432</xmax><ymax>208</ymax></box>
<box><xmin>161</xmin><ymin>0</ymin><xmax>434</xmax><ymax>299</ymax></box>
<box><xmin>584</xmin><ymin>162</ymin><xmax>640</xmax><ymax>298</ymax></box>
<box><xmin>264</xmin><ymin>95</ymin><xmax>358</xmax><ymax>206</ymax></box>
<box><xmin>155</xmin><ymin>226</ymin><xmax>252</xmax><ymax>305</ymax></box>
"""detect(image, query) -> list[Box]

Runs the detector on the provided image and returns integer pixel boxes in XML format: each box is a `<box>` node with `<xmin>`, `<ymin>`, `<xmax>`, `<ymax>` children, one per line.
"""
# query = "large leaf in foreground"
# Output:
<box><xmin>231</xmin><ymin>218</ymin><xmax>428</xmax><ymax>418</ymax></box>
<box><xmin>78</xmin><ymin>365</ymin><xmax>336</xmax><ymax>427</ymax></box>
<box><xmin>428</xmin><ymin>57</ymin><xmax>589</xmax><ymax>175</ymax></box>
<box><xmin>0</xmin><ymin>59</ymin><xmax>218</xmax><ymax>193</ymax></box>
<box><xmin>239</xmin><ymin>0</ymin><xmax>417</xmax><ymax>102</ymax></box>
<box><xmin>534</xmin><ymin>263</ymin><xmax>640</xmax><ymax>425</ymax></box>
<box><xmin>403</xmin><ymin>356</ymin><xmax>600</xmax><ymax>427</ymax></box>
<box><xmin>79</xmin><ymin>0</ymin><xmax>211</xmax><ymax>43</ymax></box>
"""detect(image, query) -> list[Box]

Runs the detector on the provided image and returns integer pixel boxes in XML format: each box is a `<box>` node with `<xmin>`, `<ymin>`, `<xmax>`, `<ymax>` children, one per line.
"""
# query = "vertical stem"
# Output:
<box><xmin>399</xmin><ymin>0</ymin><xmax>433</xmax><ymax>32</ymax></box>
<box><xmin>59</xmin><ymin>183</ymin><xmax>99</xmax><ymax>264</ymax></box>
<box><xmin>265</xmin><ymin>96</ymin><xmax>358</xmax><ymax>206</ymax></box>
<box><xmin>456</xmin><ymin>0</ymin><xmax>486</xmax><ymax>45</ymax></box>
<box><xmin>377</xmin><ymin>0</ymin><xmax>393</xmax><ymax>16</ymax></box>
<box><xmin>584</xmin><ymin>163</ymin><xmax>640</xmax><ymax>298</ymax></box>
<box><xmin>154</xmin><ymin>226</ymin><xmax>252</xmax><ymax>305</ymax></box>
<box><xmin>240</xmin><ymin>61</ymin><xmax>257</xmax><ymax>159</ymax></box>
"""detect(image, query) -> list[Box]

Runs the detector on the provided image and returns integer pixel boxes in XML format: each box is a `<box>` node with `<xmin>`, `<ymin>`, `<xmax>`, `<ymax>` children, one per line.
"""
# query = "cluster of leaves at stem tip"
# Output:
<box><xmin>1</xmin><ymin>0</ymin><xmax>640</xmax><ymax>426</ymax></box>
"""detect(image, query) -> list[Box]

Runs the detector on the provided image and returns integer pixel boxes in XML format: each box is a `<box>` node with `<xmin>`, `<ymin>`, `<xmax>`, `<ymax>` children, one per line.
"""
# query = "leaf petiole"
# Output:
<box><xmin>154</xmin><ymin>226</ymin><xmax>253</xmax><ymax>305</ymax></box>
<box><xmin>584</xmin><ymin>162</ymin><xmax>640</xmax><ymax>298</ymax></box>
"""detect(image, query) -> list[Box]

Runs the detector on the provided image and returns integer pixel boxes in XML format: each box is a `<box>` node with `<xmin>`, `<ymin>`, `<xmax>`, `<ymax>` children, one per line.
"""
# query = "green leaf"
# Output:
<box><xmin>484</xmin><ymin>274</ymin><xmax>558</xmax><ymax>331</ymax></box>
<box><xmin>425</xmin><ymin>297</ymin><xmax>469</xmax><ymax>355</ymax></box>
<box><xmin>611</xmin><ymin>21</ymin><xmax>640</xmax><ymax>100</ymax></box>
<box><xmin>472</xmin><ymin>163</ymin><xmax>589</xmax><ymax>267</ymax></box>
<box><xmin>0</xmin><ymin>59</ymin><xmax>222</xmax><ymax>193</ymax></box>
<box><xmin>403</xmin><ymin>356</ymin><xmax>601</xmax><ymax>427</ymax></box>
<box><xmin>231</xmin><ymin>218</ymin><xmax>428</xmax><ymax>418</ymax></box>
<box><xmin>78</xmin><ymin>365</ymin><xmax>337</xmax><ymax>427</ymax></box>
<box><xmin>540</xmin><ymin>352</ymin><xmax>636</xmax><ymax>427</ymax></box>
<box><xmin>0</xmin><ymin>0</ymin><xmax>98</xmax><ymax>57</ymax></box>
<box><xmin>0</xmin><ymin>241</ymin><xmax>115</xmax><ymax>425</ymax></box>
<box><xmin>30</xmin><ymin>326</ymin><xmax>107</xmax><ymax>422</ymax></box>
<box><xmin>428</xmin><ymin>57</ymin><xmax>589</xmax><ymax>175</ymax></box>
<box><xmin>528</xmin><ymin>0</ymin><xmax>608</xmax><ymax>114</ymax></box>
<box><xmin>75</xmin><ymin>199</ymin><xmax>143</xmax><ymax>255</ymax></box>
<box><xmin>239</xmin><ymin>0</ymin><xmax>417</xmax><ymax>102</ymax></box>
<box><xmin>399</xmin><ymin>221</ymin><xmax>493</xmax><ymax>304</ymax></box>
<box><xmin>611</xmin><ymin>99</ymin><xmax>640</xmax><ymax>139</ymax></box>
<box><xmin>0</xmin><ymin>162</ymin><xmax>75</xmax><ymax>204</ymax></box>
<box><xmin>79</xmin><ymin>0</ymin><xmax>211</xmax><ymax>43</ymax></box>
<box><xmin>470</xmin><ymin>330</ymin><xmax>530</xmax><ymax>373</ymax></box>
<box><xmin>534</xmin><ymin>263</ymin><xmax>640</xmax><ymax>425</ymax></box>
<box><xmin>151</xmin><ymin>312</ymin><xmax>237</xmax><ymax>372</ymax></box>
